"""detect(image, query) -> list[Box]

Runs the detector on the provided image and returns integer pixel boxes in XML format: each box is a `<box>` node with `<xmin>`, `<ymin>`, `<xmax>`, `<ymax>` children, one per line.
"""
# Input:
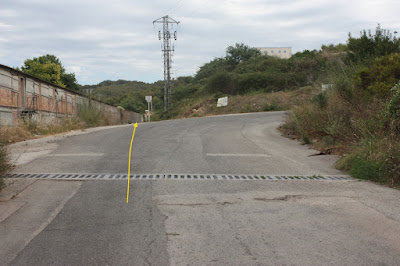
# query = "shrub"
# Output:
<box><xmin>206</xmin><ymin>71</ymin><xmax>237</xmax><ymax>95</ymax></box>
<box><xmin>338</xmin><ymin>135</ymin><xmax>400</xmax><ymax>185</ymax></box>
<box><xmin>388</xmin><ymin>81</ymin><xmax>400</xmax><ymax>118</ymax></box>
<box><xmin>311</xmin><ymin>92</ymin><xmax>328</xmax><ymax>109</ymax></box>
<box><xmin>237</xmin><ymin>72</ymin><xmax>302</xmax><ymax>94</ymax></box>
<box><xmin>237</xmin><ymin>72</ymin><xmax>274</xmax><ymax>94</ymax></box>
<box><xmin>348</xmin><ymin>156</ymin><xmax>382</xmax><ymax>182</ymax></box>
<box><xmin>355</xmin><ymin>53</ymin><xmax>400</xmax><ymax>97</ymax></box>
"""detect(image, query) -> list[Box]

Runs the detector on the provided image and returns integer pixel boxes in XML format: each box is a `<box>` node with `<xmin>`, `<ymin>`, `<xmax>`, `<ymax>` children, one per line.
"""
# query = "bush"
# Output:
<box><xmin>355</xmin><ymin>53</ymin><xmax>400</xmax><ymax>97</ymax></box>
<box><xmin>206</xmin><ymin>71</ymin><xmax>237</xmax><ymax>95</ymax></box>
<box><xmin>237</xmin><ymin>72</ymin><xmax>274</xmax><ymax>94</ymax></box>
<box><xmin>311</xmin><ymin>92</ymin><xmax>328</xmax><ymax>109</ymax></box>
<box><xmin>388</xmin><ymin>82</ymin><xmax>400</xmax><ymax>118</ymax></box>
<box><xmin>237</xmin><ymin>72</ymin><xmax>303</xmax><ymax>94</ymax></box>
<box><xmin>348</xmin><ymin>156</ymin><xmax>382</xmax><ymax>182</ymax></box>
<box><xmin>338</xmin><ymin>134</ymin><xmax>400</xmax><ymax>186</ymax></box>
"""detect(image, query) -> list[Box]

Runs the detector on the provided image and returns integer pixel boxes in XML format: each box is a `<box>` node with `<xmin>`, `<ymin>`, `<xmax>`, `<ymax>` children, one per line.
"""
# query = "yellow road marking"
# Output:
<box><xmin>126</xmin><ymin>122</ymin><xmax>138</xmax><ymax>203</ymax></box>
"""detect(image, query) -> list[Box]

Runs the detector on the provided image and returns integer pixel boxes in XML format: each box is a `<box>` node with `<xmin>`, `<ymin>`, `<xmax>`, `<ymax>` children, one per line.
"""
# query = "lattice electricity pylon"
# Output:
<box><xmin>153</xmin><ymin>15</ymin><xmax>179</xmax><ymax>110</ymax></box>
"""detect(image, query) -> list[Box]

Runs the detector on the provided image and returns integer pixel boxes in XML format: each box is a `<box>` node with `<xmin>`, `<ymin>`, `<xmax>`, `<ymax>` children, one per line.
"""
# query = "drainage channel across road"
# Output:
<box><xmin>6</xmin><ymin>173</ymin><xmax>352</xmax><ymax>181</ymax></box>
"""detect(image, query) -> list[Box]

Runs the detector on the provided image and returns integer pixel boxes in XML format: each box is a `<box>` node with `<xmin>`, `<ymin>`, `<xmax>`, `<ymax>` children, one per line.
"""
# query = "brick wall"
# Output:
<box><xmin>0</xmin><ymin>64</ymin><xmax>142</xmax><ymax>126</ymax></box>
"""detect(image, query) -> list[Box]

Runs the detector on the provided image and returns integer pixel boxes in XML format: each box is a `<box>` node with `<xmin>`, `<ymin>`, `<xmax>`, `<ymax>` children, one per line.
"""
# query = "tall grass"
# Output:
<box><xmin>281</xmin><ymin>81</ymin><xmax>400</xmax><ymax>186</ymax></box>
<box><xmin>0</xmin><ymin>118</ymin><xmax>85</xmax><ymax>144</ymax></box>
<box><xmin>0</xmin><ymin>143</ymin><xmax>12</xmax><ymax>190</ymax></box>
<box><xmin>77</xmin><ymin>103</ymin><xmax>108</xmax><ymax>127</ymax></box>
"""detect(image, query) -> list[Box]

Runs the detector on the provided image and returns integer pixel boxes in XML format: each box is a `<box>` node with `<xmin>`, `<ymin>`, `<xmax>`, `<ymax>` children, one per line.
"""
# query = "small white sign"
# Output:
<box><xmin>145</xmin><ymin>96</ymin><xmax>152</xmax><ymax>102</ymax></box>
<box><xmin>321</xmin><ymin>84</ymin><xmax>334</xmax><ymax>91</ymax></box>
<box><xmin>217</xmin><ymin>97</ymin><xmax>228</xmax><ymax>107</ymax></box>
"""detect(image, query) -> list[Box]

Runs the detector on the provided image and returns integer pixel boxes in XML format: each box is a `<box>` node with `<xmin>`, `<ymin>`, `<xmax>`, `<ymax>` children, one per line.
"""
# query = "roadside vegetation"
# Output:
<box><xmin>0</xmin><ymin>103</ymin><xmax>116</xmax><ymax>191</ymax></box>
<box><xmin>0</xmin><ymin>103</ymin><xmax>116</xmax><ymax>144</ymax></box>
<box><xmin>281</xmin><ymin>25</ymin><xmax>400</xmax><ymax>186</ymax></box>
<box><xmin>0</xmin><ymin>142</ymin><xmax>12</xmax><ymax>190</ymax></box>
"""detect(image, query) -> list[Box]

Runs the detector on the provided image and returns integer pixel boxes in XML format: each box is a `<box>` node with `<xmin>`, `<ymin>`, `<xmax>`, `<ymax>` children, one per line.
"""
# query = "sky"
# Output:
<box><xmin>0</xmin><ymin>0</ymin><xmax>399</xmax><ymax>85</ymax></box>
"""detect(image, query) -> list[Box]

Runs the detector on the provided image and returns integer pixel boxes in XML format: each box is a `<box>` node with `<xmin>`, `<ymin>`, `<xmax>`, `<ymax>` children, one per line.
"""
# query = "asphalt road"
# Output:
<box><xmin>14</xmin><ymin>111</ymin><xmax>342</xmax><ymax>175</ymax></box>
<box><xmin>2</xmin><ymin>111</ymin><xmax>400</xmax><ymax>265</ymax></box>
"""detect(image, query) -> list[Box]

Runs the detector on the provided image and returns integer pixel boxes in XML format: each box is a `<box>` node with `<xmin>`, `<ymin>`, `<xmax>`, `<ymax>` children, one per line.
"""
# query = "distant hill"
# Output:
<box><xmin>81</xmin><ymin>80</ymin><xmax>165</xmax><ymax>114</ymax></box>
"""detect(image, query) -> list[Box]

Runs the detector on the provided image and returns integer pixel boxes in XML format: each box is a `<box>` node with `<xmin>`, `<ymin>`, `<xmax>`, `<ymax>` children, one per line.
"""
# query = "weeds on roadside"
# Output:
<box><xmin>281</xmin><ymin>79</ymin><xmax>400</xmax><ymax>186</ymax></box>
<box><xmin>0</xmin><ymin>118</ymin><xmax>85</xmax><ymax>144</ymax></box>
<box><xmin>77</xmin><ymin>103</ymin><xmax>107</xmax><ymax>127</ymax></box>
<box><xmin>0</xmin><ymin>142</ymin><xmax>12</xmax><ymax>191</ymax></box>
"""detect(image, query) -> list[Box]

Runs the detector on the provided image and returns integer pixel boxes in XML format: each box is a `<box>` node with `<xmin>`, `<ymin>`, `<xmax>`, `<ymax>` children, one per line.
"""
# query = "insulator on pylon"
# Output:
<box><xmin>158</xmin><ymin>31</ymin><xmax>161</xmax><ymax>40</ymax></box>
<box><xmin>174</xmin><ymin>31</ymin><xmax>177</xmax><ymax>40</ymax></box>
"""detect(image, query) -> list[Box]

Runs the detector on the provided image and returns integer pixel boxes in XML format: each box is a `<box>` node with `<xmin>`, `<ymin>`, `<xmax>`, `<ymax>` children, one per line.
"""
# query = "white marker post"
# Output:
<box><xmin>145</xmin><ymin>96</ymin><xmax>152</xmax><ymax>121</ymax></box>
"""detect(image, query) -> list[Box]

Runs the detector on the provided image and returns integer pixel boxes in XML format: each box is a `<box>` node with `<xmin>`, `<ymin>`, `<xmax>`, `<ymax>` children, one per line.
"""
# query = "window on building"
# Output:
<box><xmin>271</xmin><ymin>50</ymin><xmax>274</xmax><ymax>53</ymax></box>
<box><xmin>264</xmin><ymin>51</ymin><xmax>267</xmax><ymax>54</ymax></box>
<box><xmin>284</xmin><ymin>50</ymin><xmax>286</xmax><ymax>53</ymax></box>
<box><xmin>279</xmin><ymin>50</ymin><xmax>281</xmax><ymax>53</ymax></box>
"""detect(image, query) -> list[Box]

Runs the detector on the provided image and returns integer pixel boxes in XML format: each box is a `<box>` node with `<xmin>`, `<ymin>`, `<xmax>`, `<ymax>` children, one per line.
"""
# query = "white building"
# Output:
<box><xmin>258</xmin><ymin>47</ymin><xmax>292</xmax><ymax>59</ymax></box>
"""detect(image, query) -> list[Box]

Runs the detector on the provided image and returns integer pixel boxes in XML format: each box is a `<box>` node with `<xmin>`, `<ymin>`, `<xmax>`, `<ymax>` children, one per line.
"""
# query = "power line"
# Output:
<box><xmin>183</xmin><ymin>0</ymin><xmax>211</xmax><ymax>19</ymax></box>
<box><xmin>163</xmin><ymin>0</ymin><xmax>185</xmax><ymax>16</ymax></box>
<box><xmin>153</xmin><ymin>15</ymin><xmax>180</xmax><ymax>110</ymax></box>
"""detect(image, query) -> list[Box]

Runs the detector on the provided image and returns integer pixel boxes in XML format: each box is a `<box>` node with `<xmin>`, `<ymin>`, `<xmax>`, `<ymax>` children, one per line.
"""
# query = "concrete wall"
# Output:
<box><xmin>258</xmin><ymin>47</ymin><xmax>292</xmax><ymax>59</ymax></box>
<box><xmin>0</xmin><ymin>64</ymin><xmax>142</xmax><ymax>126</ymax></box>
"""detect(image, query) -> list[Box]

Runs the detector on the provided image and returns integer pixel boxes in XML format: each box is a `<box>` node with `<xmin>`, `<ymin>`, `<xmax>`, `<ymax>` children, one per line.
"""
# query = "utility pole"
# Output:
<box><xmin>153</xmin><ymin>15</ymin><xmax>179</xmax><ymax>110</ymax></box>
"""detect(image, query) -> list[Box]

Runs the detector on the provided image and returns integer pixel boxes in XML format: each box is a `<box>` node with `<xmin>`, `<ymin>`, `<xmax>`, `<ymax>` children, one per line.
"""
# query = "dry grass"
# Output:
<box><xmin>0</xmin><ymin>118</ymin><xmax>86</xmax><ymax>144</ymax></box>
<box><xmin>0</xmin><ymin>143</ymin><xmax>12</xmax><ymax>190</ymax></box>
<box><xmin>174</xmin><ymin>86</ymin><xmax>318</xmax><ymax>119</ymax></box>
<box><xmin>280</xmin><ymin>86</ymin><xmax>400</xmax><ymax>186</ymax></box>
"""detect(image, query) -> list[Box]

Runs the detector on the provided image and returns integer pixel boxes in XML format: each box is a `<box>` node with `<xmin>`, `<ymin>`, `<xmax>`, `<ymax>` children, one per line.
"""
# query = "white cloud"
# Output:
<box><xmin>0</xmin><ymin>0</ymin><xmax>399</xmax><ymax>85</ymax></box>
<box><xmin>66</xmin><ymin>65</ymin><xmax>82</xmax><ymax>73</ymax></box>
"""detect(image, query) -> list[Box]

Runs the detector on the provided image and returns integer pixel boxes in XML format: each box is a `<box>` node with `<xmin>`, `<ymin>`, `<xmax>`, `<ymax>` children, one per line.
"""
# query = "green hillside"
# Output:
<box><xmin>82</xmin><ymin>80</ymin><xmax>164</xmax><ymax>114</ymax></box>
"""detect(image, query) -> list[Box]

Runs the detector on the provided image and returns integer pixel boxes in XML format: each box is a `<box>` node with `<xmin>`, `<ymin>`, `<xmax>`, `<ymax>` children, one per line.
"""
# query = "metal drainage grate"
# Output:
<box><xmin>5</xmin><ymin>173</ymin><xmax>352</xmax><ymax>181</ymax></box>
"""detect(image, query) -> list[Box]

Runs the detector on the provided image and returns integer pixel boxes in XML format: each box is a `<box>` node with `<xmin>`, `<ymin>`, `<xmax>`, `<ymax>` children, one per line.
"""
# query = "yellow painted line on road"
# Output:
<box><xmin>126</xmin><ymin>122</ymin><xmax>138</xmax><ymax>203</ymax></box>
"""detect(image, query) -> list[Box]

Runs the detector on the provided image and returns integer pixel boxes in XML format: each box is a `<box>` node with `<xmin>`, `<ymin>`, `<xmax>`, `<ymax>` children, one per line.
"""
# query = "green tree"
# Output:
<box><xmin>225</xmin><ymin>43</ymin><xmax>261</xmax><ymax>66</ymax></box>
<box><xmin>61</xmin><ymin>72</ymin><xmax>80</xmax><ymax>91</ymax></box>
<box><xmin>21</xmin><ymin>54</ymin><xmax>80</xmax><ymax>91</ymax></box>
<box><xmin>195</xmin><ymin>58</ymin><xmax>228</xmax><ymax>81</ymax></box>
<box><xmin>347</xmin><ymin>24</ymin><xmax>400</xmax><ymax>62</ymax></box>
<box><xmin>21</xmin><ymin>60</ymin><xmax>64</xmax><ymax>86</ymax></box>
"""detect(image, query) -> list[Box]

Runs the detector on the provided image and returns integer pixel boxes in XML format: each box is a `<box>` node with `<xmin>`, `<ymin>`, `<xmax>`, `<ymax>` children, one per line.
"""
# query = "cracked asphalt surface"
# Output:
<box><xmin>10</xmin><ymin>181</ymin><xmax>169</xmax><ymax>265</ymax></box>
<box><xmin>3</xmin><ymin>112</ymin><xmax>400</xmax><ymax>265</ymax></box>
